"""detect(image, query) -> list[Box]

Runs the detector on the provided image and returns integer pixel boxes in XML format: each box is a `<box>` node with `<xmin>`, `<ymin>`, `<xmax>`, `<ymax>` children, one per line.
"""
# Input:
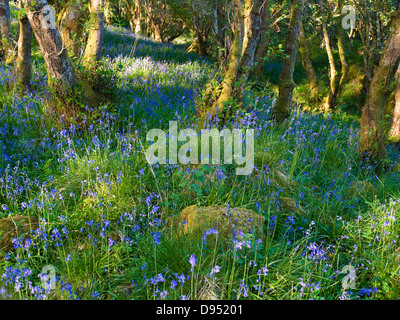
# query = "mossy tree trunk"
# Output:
<box><xmin>0</xmin><ymin>0</ymin><xmax>12</xmax><ymax>63</ymax></box>
<box><xmin>389</xmin><ymin>64</ymin><xmax>400</xmax><ymax>142</ymax></box>
<box><xmin>83</xmin><ymin>0</ymin><xmax>105</xmax><ymax>65</ymax></box>
<box><xmin>251</xmin><ymin>0</ymin><xmax>270</xmax><ymax>80</ymax></box>
<box><xmin>237</xmin><ymin>0</ymin><xmax>264</xmax><ymax>87</ymax></box>
<box><xmin>337</xmin><ymin>0</ymin><xmax>348</xmax><ymax>98</ymax></box>
<box><xmin>208</xmin><ymin>0</ymin><xmax>265</xmax><ymax>120</ymax></box>
<box><xmin>189</xmin><ymin>29</ymin><xmax>207</xmax><ymax>56</ymax></box>
<box><xmin>126</xmin><ymin>0</ymin><xmax>143</xmax><ymax>34</ymax></box>
<box><xmin>210</xmin><ymin>0</ymin><xmax>244</xmax><ymax>117</ymax></box>
<box><xmin>133</xmin><ymin>0</ymin><xmax>143</xmax><ymax>35</ymax></box>
<box><xmin>193</xmin><ymin>7</ymin><xmax>208</xmax><ymax>57</ymax></box>
<box><xmin>210</xmin><ymin>2</ymin><xmax>230</xmax><ymax>69</ymax></box>
<box><xmin>272</xmin><ymin>0</ymin><xmax>304</xmax><ymax>123</ymax></box>
<box><xmin>25</xmin><ymin>0</ymin><xmax>97</xmax><ymax>111</ymax></box>
<box><xmin>58</xmin><ymin>2</ymin><xmax>87</xmax><ymax>59</ymax></box>
<box><xmin>360</xmin><ymin>11</ymin><xmax>400</xmax><ymax>161</ymax></box>
<box><xmin>319</xmin><ymin>0</ymin><xmax>337</xmax><ymax>111</ymax></box>
<box><xmin>298</xmin><ymin>22</ymin><xmax>319</xmax><ymax>104</ymax></box>
<box><xmin>144</xmin><ymin>0</ymin><xmax>165</xmax><ymax>42</ymax></box>
<box><xmin>16</xmin><ymin>11</ymin><xmax>32</xmax><ymax>91</ymax></box>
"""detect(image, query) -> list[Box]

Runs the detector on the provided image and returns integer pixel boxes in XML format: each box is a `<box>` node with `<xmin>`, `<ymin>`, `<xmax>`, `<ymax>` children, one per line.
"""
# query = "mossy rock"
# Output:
<box><xmin>169</xmin><ymin>205</ymin><xmax>265</xmax><ymax>242</ymax></box>
<box><xmin>0</xmin><ymin>215</ymin><xmax>39</xmax><ymax>254</ymax></box>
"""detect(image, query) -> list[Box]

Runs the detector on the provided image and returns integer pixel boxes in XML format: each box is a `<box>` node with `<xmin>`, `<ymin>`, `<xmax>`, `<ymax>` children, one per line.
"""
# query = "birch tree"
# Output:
<box><xmin>24</xmin><ymin>0</ymin><xmax>98</xmax><ymax>113</ymax></box>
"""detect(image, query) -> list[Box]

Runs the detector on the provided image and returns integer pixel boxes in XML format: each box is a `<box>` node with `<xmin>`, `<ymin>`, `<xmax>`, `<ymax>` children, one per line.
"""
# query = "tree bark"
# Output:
<box><xmin>16</xmin><ymin>13</ymin><xmax>32</xmax><ymax>91</ymax></box>
<box><xmin>25</xmin><ymin>0</ymin><xmax>97</xmax><ymax>110</ymax></box>
<box><xmin>237</xmin><ymin>0</ymin><xmax>264</xmax><ymax>86</ymax></box>
<box><xmin>83</xmin><ymin>0</ymin><xmax>105</xmax><ymax>65</ymax></box>
<box><xmin>210</xmin><ymin>3</ymin><xmax>229</xmax><ymax>68</ymax></box>
<box><xmin>360</xmin><ymin>11</ymin><xmax>400</xmax><ymax>161</ymax></box>
<box><xmin>389</xmin><ymin>65</ymin><xmax>400</xmax><ymax>142</ymax></box>
<box><xmin>0</xmin><ymin>0</ymin><xmax>12</xmax><ymax>63</ymax></box>
<box><xmin>319</xmin><ymin>0</ymin><xmax>337</xmax><ymax>111</ymax></box>
<box><xmin>298</xmin><ymin>22</ymin><xmax>319</xmax><ymax>104</ymax></box>
<box><xmin>196</xmin><ymin>30</ymin><xmax>207</xmax><ymax>56</ymax></box>
<box><xmin>272</xmin><ymin>0</ymin><xmax>304</xmax><ymax>123</ymax></box>
<box><xmin>251</xmin><ymin>0</ymin><xmax>270</xmax><ymax>80</ymax></box>
<box><xmin>193</xmin><ymin>5</ymin><xmax>208</xmax><ymax>56</ymax></box>
<box><xmin>58</xmin><ymin>2</ymin><xmax>86</xmax><ymax>59</ymax></box>
<box><xmin>337</xmin><ymin>0</ymin><xmax>347</xmax><ymax>98</ymax></box>
<box><xmin>144</xmin><ymin>0</ymin><xmax>164</xmax><ymax>42</ymax></box>
<box><xmin>133</xmin><ymin>0</ymin><xmax>143</xmax><ymax>35</ymax></box>
<box><xmin>208</xmin><ymin>0</ymin><xmax>265</xmax><ymax>119</ymax></box>
<box><xmin>210</xmin><ymin>0</ymin><xmax>244</xmax><ymax>117</ymax></box>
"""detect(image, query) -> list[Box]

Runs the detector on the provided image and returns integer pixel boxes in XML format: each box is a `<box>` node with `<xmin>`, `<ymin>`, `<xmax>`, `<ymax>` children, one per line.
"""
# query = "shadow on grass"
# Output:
<box><xmin>102</xmin><ymin>26</ymin><xmax>210</xmax><ymax>66</ymax></box>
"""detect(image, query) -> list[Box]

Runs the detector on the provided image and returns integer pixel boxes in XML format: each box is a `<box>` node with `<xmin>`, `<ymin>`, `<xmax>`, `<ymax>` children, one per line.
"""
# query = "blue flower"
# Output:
<box><xmin>189</xmin><ymin>254</ymin><xmax>197</xmax><ymax>272</ymax></box>
<box><xmin>202</xmin><ymin>227</ymin><xmax>218</xmax><ymax>245</ymax></box>
<box><xmin>210</xmin><ymin>265</ymin><xmax>221</xmax><ymax>277</ymax></box>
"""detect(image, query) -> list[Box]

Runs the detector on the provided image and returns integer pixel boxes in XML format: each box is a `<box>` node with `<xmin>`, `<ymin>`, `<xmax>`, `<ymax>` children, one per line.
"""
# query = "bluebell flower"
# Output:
<box><xmin>210</xmin><ymin>265</ymin><xmax>221</xmax><ymax>277</ymax></box>
<box><xmin>189</xmin><ymin>254</ymin><xmax>197</xmax><ymax>272</ymax></box>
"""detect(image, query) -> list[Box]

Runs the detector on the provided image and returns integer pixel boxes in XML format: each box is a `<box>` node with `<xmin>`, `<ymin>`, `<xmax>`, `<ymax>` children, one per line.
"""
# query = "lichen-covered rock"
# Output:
<box><xmin>0</xmin><ymin>215</ymin><xmax>39</xmax><ymax>253</ymax></box>
<box><xmin>172</xmin><ymin>205</ymin><xmax>265</xmax><ymax>242</ymax></box>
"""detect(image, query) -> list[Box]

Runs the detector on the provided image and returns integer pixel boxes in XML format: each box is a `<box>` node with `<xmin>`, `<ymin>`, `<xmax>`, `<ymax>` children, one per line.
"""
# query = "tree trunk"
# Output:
<box><xmin>251</xmin><ymin>0</ymin><xmax>270</xmax><ymax>80</ymax></box>
<box><xmin>151</xmin><ymin>21</ymin><xmax>163</xmax><ymax>42</ymax></box>
<box><xmin>0</xmin><ymin>0</ymin><xmax>12</xmax><ymax>63</ymax></box>
<box><xmin>83</xmin><ymin>0</ymin><xmax>105</xmax><ymax>65</ymax></box>
<box><xmin>129</xmin><ymin>19</ymin><xmax>135</xmax><ymax>32</ymax></box>
<box><xmin>134</xmin><ymin>1</ymin><xmax>143</xmax><ymax>35</ymax></box>
<box><xmin>193</xmin><ymin>6</ymin><xmax>207</xmax><ymax>57</ymax></box>
<box><xmin>237</xmin><ymin>0</ymin><xmax>264</xmax><ymax>86</ymax></box>
<box><xmin>208</xmin><ymin>0</ymin><xmax>264</xmax><ymax>119</ymax></box>
<box><xmin>145</xmin><ymin>0</ymin><xmax>163</xmax><ymax>42</ymax></box>
<box><xmin>211</xmin><ymin>3</ymin><xmax>229</xmax><ymax>68</ymax></box>
<box><xmin>58</xmin><ymin>3</ymin><xmax>86</xmax><ymax>59</ymax></box>
<box><xmin>210</xmin><ymin>0</ymin><xmax>244</xmax><ymax>117</ymax></box>
<box><xmin>337</xmin><ymin>0</ymin><xmax>348</xmax><ymax>98</ymax></box>
<box><xmin>196</xmin><ymin>30</ymin><xmax>207</xmax><ymax>56</ymax></box>
<box><xmin>360</xmin><ymin>11</ymin><xmax>400</xmax><ymax>161</ymax></box>
<box><xmin>25</xmin><ymin>0</ymin><xmax>97</xmax><ymax>111</ymax></box>
<box><xmin>272</xmin><ymin>0</ymin><xmax>304</xmax><ymax>123</ymax></box>
<box><xmin>389</xmin><ymin>65</ymin><xmax>400</xmax><ymax>141</ymax></box>
<box><xmin>319</xmin><ymin>0</ymin><xmax>337</xmax><ymax>111</ymax></box>
<box><xmin>298</xmin><ymin>22</ymin><xmax>319</xmax><ymax>104</ymax></box>
<box><xmin>16</xmin><ymin>13</ymin><xmax>32</xmax><ymax>91</ymax></box>
<box><xmin>104</xmin><ymin>0</ymin><xmax>112</xmax><ymax>24</ymax></box>
<box><xmin>129</xmin><ymin>0</ymin><xmax>143</xmax><ymax>35</ymax></box>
